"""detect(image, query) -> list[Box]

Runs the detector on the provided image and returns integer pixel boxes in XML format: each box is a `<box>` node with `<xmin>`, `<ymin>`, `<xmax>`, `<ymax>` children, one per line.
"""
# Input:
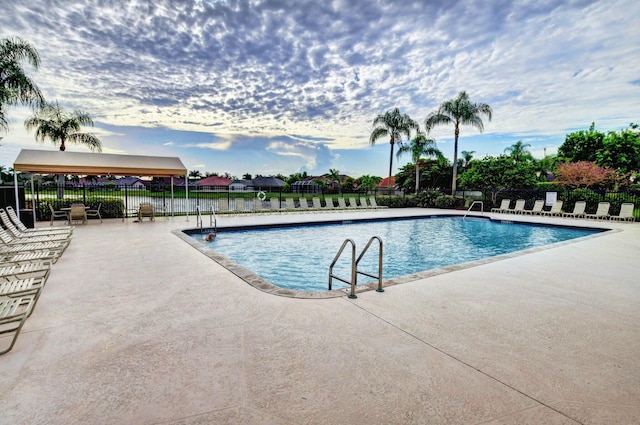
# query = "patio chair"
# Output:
<box><xmin>48</xmin><ymin>204</ymin><xmax>68</xmax><ymax>226</ymax></box>
<box><xmin>337</xmin><ymin>197</ymin><xmax>347</xmax><ymax>209</ymax></box>
<box><xmin>252</xmin><ymin>198</ymin><xmax>264</xmax><ymax>212</ymax></box>
<box><xmin>0</xmin><ymin>210</ymin><xmax>70</xmax><ymax>243</ymax></box>
<box><xmin>585</xmin><ymin>202</ymin><xmax>610</xmax><ymax>220</ymax></box>
<box><xmin>284</xmin><ymin>198</ymin><xmax>296</xmax><ymax>210</ymax></box>
<box><xmin>298</xmin><ymin>197</ymin><xmax>309</xmax><ymax>210</ymax></box>
<box><xmin>312</xmin><ymin>197</ymin><xmax>323</xmax><ymax>210</ymax></box>
<box><xmin>69</xmin><ymin>204</ymin><xmax>87</xmax><ymax>225</ymax></box>
<box><xmin>270</xmin><ymin>197</ymin><xmax>281</xmax><ymax>211</ymax></box>
<box><xmin>507</xmin><ymin>199</ymin><xmax>526</xmax><ymax>214</ymax></box>
<box><xmin>610</xmin><ymin>203</ymin><xmax>635</xmax><ymax>222</ymax></box>
<box><xmin>85</xmin><ymin>203</ymin><xmax>102</xmax><ymax>222</ymax></box>
<box><xmin>0</xmin><ymin>294</ymin><xmax>36</xmax><ymax>355</ymax></box>
<box><xmin>562</xmin><ymin>201</ymin><xmax>586</xmax><ymax>219</ymax></box>
<box><xmin>369</xmin><ymin>197</ymin><xmax>387</xmax><ymax>209</ymax></box>
<box><xmin>6</xmin><ymin>206</ymin><xmax>72</xmax><ymax>235</ymax></box>
<box><xmin>523</xmin><ymin>200</ymin><xmax>545</xmax><ymax>215</ymax></box>
<box><xmin>540</xmin><ymin>200</ymin><xmax>564</xmax><ymax>217</ymax></box>
<box><xmin>491</xmin><ymin>199</ymin><xmax>510</xmax><ymax>213</ymax></box>
<box><xmin>323</xmin><ymin>198</ymin><xmax>336</xmax><ymax>210</ymax></box>
<box><xmin>1</xmin><ymin>275</ymin><xmax>47</xmax><ymax>317</ymax></box>
<box><xmin>0</xmin><ymin>227</ymin><xmax>69</xmax><ymax>255</ymax></box>
<box><xmin>138</xmin><ymin>202</ymin><xmax>155</xmax><ymax>221</ymax></box>
<box><xmin>0</xmin><ymin>261</ymin><xmax>52</xmax><ymax>282</ymax></box>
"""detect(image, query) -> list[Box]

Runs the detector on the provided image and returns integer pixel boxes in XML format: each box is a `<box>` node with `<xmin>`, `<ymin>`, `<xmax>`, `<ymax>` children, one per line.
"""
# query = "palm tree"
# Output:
<box><xmin>460</xmin><ymin>150</ymin><xmax>475</xmax><ymax>169</ymax></box>
<box><xmin>0</xmin><ymin>36</ymin><xmax>45</xmax><ymax>132</ymax></box>
<box><xmin>328</xmin><ymin>168</ymin><xmax>341</xmax><ymax>194</ymax></box>
<box><xmin>24</xmin><ymin>101</ymin><xmax>102</xmax><ymax>152</ymax></box>
<box><xmin>425</xmin><ymin>91</ymin><xmax>492</xmax><ymax>195</ymax></box>
<box><xmin>370</xmin><ymin>107</ymin><xmax>419</xmax><ymax>193</ymax></box>
<box><xmin>396</xmin><ymin>131</ymin><xmax>443</xmax><ymax>194</ymax></box>
<box><xmin>25</xmin><ymin>101</ymin><xmax>101</xmax><ymax>198</ymax></box>
<box><xmin>504</xmin><ymin>140</ymin><xmax>533</xmax><ymax>162</ymax></box>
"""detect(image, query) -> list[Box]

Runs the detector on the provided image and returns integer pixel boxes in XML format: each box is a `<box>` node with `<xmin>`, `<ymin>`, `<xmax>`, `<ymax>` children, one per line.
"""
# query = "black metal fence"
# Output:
<box><xmin>24</xmin><ymin>183</ymin><xmax>383</xmax><ymax>221</ymax></box>
<box><xmin>15</xmin><ymin>183</ymin><xmax>640</xmax><ymax>222</ymax></box>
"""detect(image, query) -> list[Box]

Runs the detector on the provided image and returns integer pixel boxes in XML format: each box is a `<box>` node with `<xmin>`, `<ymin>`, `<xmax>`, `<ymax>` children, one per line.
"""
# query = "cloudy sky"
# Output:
<box><xmin>1</xmin><ymin>0</ymin><xmax>639</xmax><ymax>179</ymax></box>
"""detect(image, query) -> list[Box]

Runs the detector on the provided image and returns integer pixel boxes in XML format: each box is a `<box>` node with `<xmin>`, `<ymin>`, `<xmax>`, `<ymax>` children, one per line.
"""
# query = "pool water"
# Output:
<box><xmin>192</xmin><ymin>217</ymin><xmax>599</xmax><ymax>292</ymax></box>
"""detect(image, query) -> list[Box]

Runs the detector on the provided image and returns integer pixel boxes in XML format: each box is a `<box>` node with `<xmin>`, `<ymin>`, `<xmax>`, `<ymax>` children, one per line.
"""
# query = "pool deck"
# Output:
<box><xmin>1</xmin><ymin>208</ymin><xmax>638</xmax><ymax>424</ymax></box>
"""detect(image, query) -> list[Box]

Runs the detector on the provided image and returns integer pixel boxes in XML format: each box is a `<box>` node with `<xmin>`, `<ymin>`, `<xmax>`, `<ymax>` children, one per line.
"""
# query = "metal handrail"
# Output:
<box><xmin>210</xmin><ymin>205</ymin><xmax>217</xmax><ymax>232</ymax></box>
<box><xmin>463</xmin><ymin>201</ymin><xmax>484</xmax><ymax>219</ymax></box>
<box><xmin>328</xmin><ymin>239</ymin><xmax>357</xmax><ymax>298</ymax></box>
<box><xmin>196</xmin><ymin>206</ymin><xmax>203</xmax><ymax>232</ymax></box>
<box><xmin>356</xmin><ymin>236</ymin><xmax>384</xmax><ymax>293</ymax></box>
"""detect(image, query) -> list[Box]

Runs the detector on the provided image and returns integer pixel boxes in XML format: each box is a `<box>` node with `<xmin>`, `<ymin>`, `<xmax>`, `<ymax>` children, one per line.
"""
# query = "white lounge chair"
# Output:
<box><xmin>523</xmin><ymin>200</ymin><xmax>545</xmax><ymax>215</ymax></box>
<box><xmin>7</xmin><ymin>206</ymin><xmax>71</xmax><ymax>235</ymax></box>
<box><xmin>312</xmin><ymin>197</ymin><xmax>323</xmax><ymax>210</ymax></box>
<box><xmin>0</xmin><ymin>294</ymin><xmax>36</xmax><ymax>354</ymax></box>
<box><xmin>540</xmin><ymin>200</ymin><xmax>564</xmax><ymax>217</ymax></box>
<box><xmin>562</xmin><ymin>201</ymin><xmax>586</xmax><ymax>219</ymax></box>
<box><xmin>610</xmin><ymin>203</ymin><xmax>635</xmax><ymax>222</ymax></box>
<box><xmin>369</xmin><ymin>197</ymin><xmax>387</xmax><ymax>209</ymax></box>
<box><xmin>491</xmin><ymin>199</ymin><xmax>511</xmax><ymax>213</ymax></box>
<box><xmin>508</xmin><ymin>199</ymin><xmax>525</xmax><ymax>214</ymax></box>
<box><xmin>347</xmin><ymin>198</ymin><xmax>359</xmax><ymax>208</ymax></box>
<box><xmin>298</xmin><ymin>197</ymin><xmax>309</xmax><ymax>210</ymax></box>
<box><xmin>323</xmin><ymin>198</ymin><xmax>336</xmax><ymax>210</ymax></box>
<box><xmin>585</xmin><ymin>202</ymin><xmax>610</xmax><ymax>220</ymax></box>
<box><xmin>337</xmin><ymin>198</ymin><xmax>347</xmax><ymax>209</ymax></box>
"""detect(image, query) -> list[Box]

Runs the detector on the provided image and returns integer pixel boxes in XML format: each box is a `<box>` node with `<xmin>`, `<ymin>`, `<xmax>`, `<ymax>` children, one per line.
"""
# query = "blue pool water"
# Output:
<box><xmin>191</xmin><ymin>217</ymin><xmax>600</xmax><ymax>292</ymax></box>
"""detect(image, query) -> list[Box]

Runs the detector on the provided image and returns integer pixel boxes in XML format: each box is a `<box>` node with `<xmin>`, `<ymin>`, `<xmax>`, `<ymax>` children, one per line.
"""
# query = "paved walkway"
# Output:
<box><xmin>1</xmin><ymin>209</ymin><xmax>638</xmax><ymax>424</ymax></box>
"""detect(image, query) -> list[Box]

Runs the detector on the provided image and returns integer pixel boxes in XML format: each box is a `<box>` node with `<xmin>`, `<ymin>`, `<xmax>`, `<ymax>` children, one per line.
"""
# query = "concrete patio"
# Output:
<box><xmin>1</xmin><ymin>208</ymin><xmax>638</xmax><ymax>424</ymax></box>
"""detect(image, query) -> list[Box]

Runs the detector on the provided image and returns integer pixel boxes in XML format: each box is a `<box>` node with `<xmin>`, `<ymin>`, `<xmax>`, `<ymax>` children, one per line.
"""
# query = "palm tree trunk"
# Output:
<box><xmin>415</xmin><ymin>163</ymin><xmax>419</xmax><ymax>195</ymax></box>
<box><xmin>451</xmin><ymin>127</ymin><xmax>459</xmax><ymax>196</ymax></box>
<box><xmin>388</xmin><ymin>142</ymin><xmax>394</xmax><ymax>194</ymax></box>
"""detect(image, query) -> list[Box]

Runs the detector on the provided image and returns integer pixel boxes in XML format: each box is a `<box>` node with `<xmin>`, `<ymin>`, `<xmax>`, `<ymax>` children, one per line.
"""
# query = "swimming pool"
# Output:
<box><xmin>185</xmin><ymin>216</ymin><xmax>602</xmax><ymax>293</ymax></box>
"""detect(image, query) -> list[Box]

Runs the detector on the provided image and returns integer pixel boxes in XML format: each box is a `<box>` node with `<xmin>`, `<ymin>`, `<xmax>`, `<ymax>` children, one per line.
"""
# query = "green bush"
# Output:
<box><xmin>434</xmin><ymin>195</ymin><xmax>464</xmax><ymax>209</ymax></box>
<box><xmin>565</xmin><ymin>188</ymin><xmax>602</xmax><ymax>214</ymax></box>
<box><xmin>375</xmin><ymin>195</ymin><xmax>418</xmax><ymax>208</ymax></box>
<box><xmin>416</xmin><ymin>189</ymin><xmax>442</xmax><ymax>207</ymax></box>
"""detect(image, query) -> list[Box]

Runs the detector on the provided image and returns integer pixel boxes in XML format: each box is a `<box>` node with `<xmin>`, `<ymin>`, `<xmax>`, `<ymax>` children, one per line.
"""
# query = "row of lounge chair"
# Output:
<box><xmin>0</xmin><ymin>206</ymin><xmax>73</xmax><ymax>355</ymax></box>
<box><xmin>213</xmin><ymin>196</ymin><xmax>386</xmax><ymax>213</ymax></box>
<box><xmin>491</xmin><ymin>199</ymin><xmax>636</xmax><ymax>221</ymax></box>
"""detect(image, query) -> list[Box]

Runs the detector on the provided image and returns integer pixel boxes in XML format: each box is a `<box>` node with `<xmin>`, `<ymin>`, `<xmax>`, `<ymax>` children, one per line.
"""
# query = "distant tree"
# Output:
<box><xmin>396</xmin><ymin>131</ymin><xmax>443</xmax><ymax>194</ymax></box>
<box><xmin>459</xmin><ymin>155</ymin><xmax>537</xmax><ymax>205</ymax></box>
<box><xmin>558</xmin><ymin>123</ymin><xmax>605</xmax><ymax>163</ymax></box>
<box><xmin>395</xmin><ymin>158</ymin><xmax>451</xmax><ymax>192</ymax></box>
<box><xmin>370</xmin><ymin>107</ymin><xmax>419</xmax><ymax>192</ymax></box>
<box><xmin>189</xmin><ymin>170</ymin><xmax>202</xmax><ymax>179</ymax></box>
<box><xmin>204</xmin><ymin>171</ymin><xmax>219</xmax><ymax>177</ymax></box>
<box><xmin>0</xmin><ymin>36</ymin><xmax>45</xmax><ymax>132</ymax></box>
<box><xmin>596</xmin><ymin>125</ymin><xmax>640</xmax><ymax>172</ymax></box>
<box><xmin>242</xmin><ymin>173</ymin><xmax>252</xmax><ymax>180</ymax></box>
<box><xmin>425</xmin><ymin>91</ymin><xmax>492</xmax><ymax>195</ymax></box>
<box><xmin>358</xmin><ymin>175</ymin><xmax>382</xmax><ymax>194</ymax></box>
<box><xmin>460</xmin><ymin>150</ymin><xmax>475</xmax><ymax>169</ymax></box>
<box><xmin>555</xmin><ymin>161</ymin><xmax>615</xmax><ymax>189</ymax></box>
<box><xmin>504</xmin><ymin>140</ymin><xmax>534</xmax><ymax>162</ymax></box>
<box><xmin>24</xmin><ymin>101</ymin><xmax>101</xmax><ymax>152</ymax></box>
<box><xmin>286</xmin><ymin>171</ymin><xmax>308</xmax><ymax>185</ymax></box>
<box><xmin>327</xmin><ymin>168</ymin><xmax>341</xmax><ymax>194</ymax></box>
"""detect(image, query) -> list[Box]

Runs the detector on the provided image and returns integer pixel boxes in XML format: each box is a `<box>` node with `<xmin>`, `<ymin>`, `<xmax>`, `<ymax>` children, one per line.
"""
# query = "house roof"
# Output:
<box><xmin>252</xmin><ymin>176</ymin><xmax>285</xmax><ymax>187</ymax></box>
<box><xmin>13</xmin><ymin>149</ymin><xmax>187</xmax><ymax>177</ymax></box>
<box><xmin>195</xmin><ymin>176</ymin><xmax>233</xmax><ymax>186</ymax></box>
<box><xmin>377</xmin><ymin>176</ymin><xmax>396</xmax><ymax>187</ymax></box>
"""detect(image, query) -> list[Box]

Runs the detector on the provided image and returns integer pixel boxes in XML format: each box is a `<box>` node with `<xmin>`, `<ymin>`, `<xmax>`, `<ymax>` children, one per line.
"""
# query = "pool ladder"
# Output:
<box><xmin>328</xmin><ymin>236</ymin><xmax>384</xmax><ymax>299</ymax></box>
<box><xmin>463</xmin><ymin>201</ymin><xmax>484</xmax><ymax>220</ymax></box>
<box><xmin>195</xmin><ymin>206</ymin><xmax>217</xmax><ymax>233</ymax></box>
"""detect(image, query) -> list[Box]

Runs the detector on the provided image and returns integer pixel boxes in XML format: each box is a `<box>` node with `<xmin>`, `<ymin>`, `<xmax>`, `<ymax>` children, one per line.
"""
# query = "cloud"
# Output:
<box><xmin>1</xmin><ymin>0</ymin><xmax>639</xmax><ymax>177</ymax></box>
